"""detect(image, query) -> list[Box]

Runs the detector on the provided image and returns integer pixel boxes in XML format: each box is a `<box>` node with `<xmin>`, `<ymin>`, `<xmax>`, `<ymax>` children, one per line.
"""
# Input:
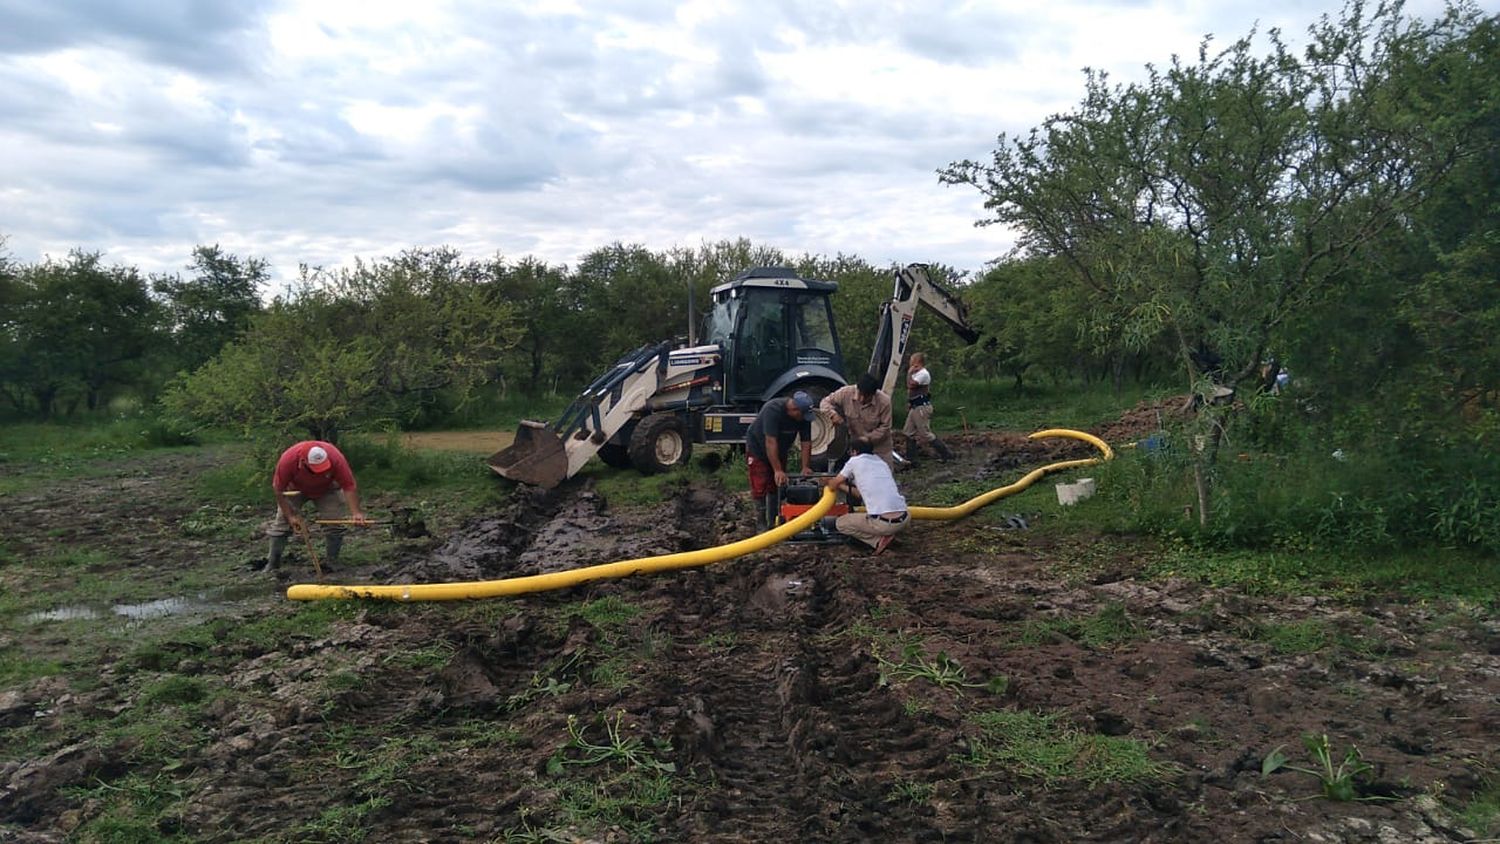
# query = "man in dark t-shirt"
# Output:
<box><xmin>746</xmin><ymin>391</ymin><xmax>814</xmax><ymax>532</ymax></box>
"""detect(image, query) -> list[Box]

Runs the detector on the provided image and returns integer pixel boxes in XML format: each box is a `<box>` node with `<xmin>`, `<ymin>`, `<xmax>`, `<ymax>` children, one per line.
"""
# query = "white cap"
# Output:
<box><xmin>307</xmin><ymin>445</ymin><xmax>332</xmax><ymax>472</ymax></box>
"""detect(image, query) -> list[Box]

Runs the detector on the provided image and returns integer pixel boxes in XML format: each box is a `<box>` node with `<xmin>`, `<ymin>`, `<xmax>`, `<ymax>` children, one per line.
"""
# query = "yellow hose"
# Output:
<box><xmin>286</xmin><ymin>487</ymin><xmax>836</xmax><ymax>602</ymax></box>
<box><xmin>909</xmin><ymin>428</ymin><xmax>1113</xmax><ymax>520</ymax></box>
<box><xmin>287</xmin><ymin>428</ymin><xmax>1111</xmax><ymax>602</ymax></box>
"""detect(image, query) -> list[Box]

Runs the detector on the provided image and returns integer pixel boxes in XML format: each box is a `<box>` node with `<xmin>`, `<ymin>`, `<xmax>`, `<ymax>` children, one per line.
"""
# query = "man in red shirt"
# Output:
<box><xmin>264</xmin><ymin>441</ymin><xmax>368</xmax><ymax>571</ymax></box>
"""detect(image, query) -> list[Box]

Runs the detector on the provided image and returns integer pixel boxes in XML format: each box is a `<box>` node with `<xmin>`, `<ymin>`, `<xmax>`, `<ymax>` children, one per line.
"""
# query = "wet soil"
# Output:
<box><xmin>1</xmin><ymin>426</ymin><xmax>1497</xmax><ymax>842</ymax></box>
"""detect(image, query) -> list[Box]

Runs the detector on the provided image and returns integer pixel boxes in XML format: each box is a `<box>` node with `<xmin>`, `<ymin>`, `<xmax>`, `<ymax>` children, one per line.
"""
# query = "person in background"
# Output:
<box><xmin>825</xmin><ymin>437</ymin><xmax>908</xmax><ymax>555</ymax></box>
<box><xmin>745</xmin><ymin>391</ymin><xmax>814</xmax><ymax>532</ymax></box>
<box><xmin>902</xmin><ymin>352</ymin><xmax>955</xmax><ymax>465</ymax></box>
<box><xmin>264</xmin><ymin>441</ymin><xmax>367</xmax><ymax>571</ymax></box>
<box><xmin>820</xmin><ymin>372</ymin><xmax>894</xmax><ymax>469</ymax></box>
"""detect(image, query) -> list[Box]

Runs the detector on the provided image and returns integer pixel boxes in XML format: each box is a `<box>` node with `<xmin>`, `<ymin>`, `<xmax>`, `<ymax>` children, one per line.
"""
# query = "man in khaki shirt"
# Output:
<box><xmin>820</xmin><ymin>373</ymin><xmax>895</xmax><ymax>469</ymax></box>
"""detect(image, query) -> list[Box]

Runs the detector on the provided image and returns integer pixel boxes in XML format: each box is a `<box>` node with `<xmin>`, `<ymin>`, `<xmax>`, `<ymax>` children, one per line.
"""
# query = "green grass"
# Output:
<box><xmin>872</xmin><ymin>641</ymin><xmax>1005</xmax><ymax>694</ymax></box>
<box><xmin>1254</xmin><ymin>620</ymin><xmax>1330</xmax><ymax>655</ymax></box>
<box><xmin>0</xmin><ymin>416</ymin><xmax>203</xmax><ymax>466</ymax></box>
<box><xmin>570</xmin><ymin>596</ymin><xmax>644</xmax><ymax>629</ymax></box>
<box><xmin>959</xmin><ymin>709</ymin><xmax>1171</xmax><ymax>786</ymax></box>
<box><xmin>0</xmin><ymin>649</ymin><xmax>65</xmax><ymax>685</ymax></box>
<box><xmin>67</xmin><ymin>771</ymin><xmax>195</xmax><ymax>844</ymax></box>
<box><xmin>1143</xmin><ymin>545</ymin><xmax>1500</xmax><ymax>601</ymax></box>
<box><xmin>570</xmin><ymin>442</ymin><xmax>747</xmax><ymax>509</ymax></box>
<box><xmin>538</xmin><ymin>711</ymin><xmax>682</xmax><ymax>842</ymax></box>
<box><xmin>1459</xmin><ymin>769</ymin><xmax>1500</xmax><ymax>836</ymax></box>
<box><xmin>1019</xmin><ymin>602</ymin><xmax>1144</xmax><ymax>649</ymax></box>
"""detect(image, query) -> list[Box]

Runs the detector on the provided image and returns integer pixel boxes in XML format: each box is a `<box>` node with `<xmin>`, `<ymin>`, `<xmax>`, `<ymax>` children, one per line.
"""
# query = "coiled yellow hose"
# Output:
<box><xmin>286</xmin><ymin>428</ymin><xmax>1111</xmax><ymax>602</ymax></box>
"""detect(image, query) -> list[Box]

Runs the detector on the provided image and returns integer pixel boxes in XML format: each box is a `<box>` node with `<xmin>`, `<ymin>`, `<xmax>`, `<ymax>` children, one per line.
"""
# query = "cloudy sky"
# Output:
<box><xmin>0</xmin><ymin>0</ymin><xmax>1466</xmax><ymax>286</ymax></box>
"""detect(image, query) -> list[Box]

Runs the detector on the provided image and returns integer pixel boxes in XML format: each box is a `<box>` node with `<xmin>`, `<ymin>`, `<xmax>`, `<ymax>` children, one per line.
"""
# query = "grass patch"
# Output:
<box><xmin>67</xmin><ymin>771</ymin><xmax>195</xmax><ymax>844</ymax></box>
<box><xmin>37</xmin><ymin>548</ymin><xmax>113</xmax><ymax>568</ymax></box>
<box><xmin>579</xmin><ymin>445</ymin><xmax>744</xmax><ymax>508</ymax></box>
<box><xmin>885</xmin><ymin>777</ymin><xmax>936</xmax><ymax>805</ymax></box>
<box><xmin>1019</xmin><ymin>602</ymin><xmax>1143</xmax><ymax>649</ymax></box>
<box><xmin>228</xmin><ymin>602</ymin><xmax>356</xmax><ymax>654</ymax></box>
<box><xmin>0</xmin><ymin>648</ymin><xmax>66</xmax><ymax>685</ymax></box>
<box><xmin>873</xmin><ymin>641</ymin><xmax>1006</xmax><ymax>695</ymax></box>
<box><xmin>0</xmin><ymin>417</ymin><xmax>202</xmax><ymax>466</ymax></box>
<box><xmin>139</xmin><ymin>676</ymin><xmax>209</xmax><ymax>707</ymax></box>
<box><xmin>570</xmin><ymin>596</ymin><xmax>644</xmax><ymax>629</ymax></box>
<box><xmin>1143</xmin><ymin>545</ymin><xmax>1500</xmax><ymax>601</ymax></box>
<box><xmin>959</xmin><ymin>709</ymin><xmax>1171</xmax><ymax>786</ymax></box>
<box><xmin>536</xmin><ymin>711</ymin><xmax>681</xmax><ymax>841</ymax></box>
<box><xmin>1459</xmin><ymin>769</ymin><xmax>1500</xmax><ymax>836</ymax></box>
<box><xmin>1254</xmin><ymin>620</ymin><xmax>1330</xmax><ymax>655</ymax></box>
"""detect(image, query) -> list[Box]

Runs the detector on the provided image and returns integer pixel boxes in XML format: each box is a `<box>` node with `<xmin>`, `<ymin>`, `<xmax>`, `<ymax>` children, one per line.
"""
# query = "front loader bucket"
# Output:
<box><xmin>488</xmin><ymin>421</ymin><xmax>568</xmax><ymax>488</ymax></box>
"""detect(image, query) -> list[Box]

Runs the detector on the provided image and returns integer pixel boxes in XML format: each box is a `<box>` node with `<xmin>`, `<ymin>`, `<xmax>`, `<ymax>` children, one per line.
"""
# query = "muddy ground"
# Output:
<box><xmin>1</xmin><ymin>416</ymin><xmax>1497</xmax><ymax>843</ymax></box>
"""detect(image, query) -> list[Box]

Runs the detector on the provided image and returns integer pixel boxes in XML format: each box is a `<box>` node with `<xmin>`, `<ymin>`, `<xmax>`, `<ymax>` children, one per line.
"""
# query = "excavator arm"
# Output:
<box><xmin>869</xmin><ymin>264</ymin><xmax>980</xmax><ymax>396</ymax></box>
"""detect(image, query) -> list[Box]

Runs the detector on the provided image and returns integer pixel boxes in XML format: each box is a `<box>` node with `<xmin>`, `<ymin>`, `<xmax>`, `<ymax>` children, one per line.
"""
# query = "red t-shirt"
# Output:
<box><xmin>272</xmin><ymin>441</ymin><xmax>356</xmax><ymax>499</ymax></box>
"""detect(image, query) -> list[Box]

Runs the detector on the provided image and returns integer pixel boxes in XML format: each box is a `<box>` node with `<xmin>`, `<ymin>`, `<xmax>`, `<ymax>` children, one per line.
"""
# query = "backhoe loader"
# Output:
<box><xmin>489</xmin><ymin>263</ymin><xmax>978</xmax><ymax>488</ymax></box>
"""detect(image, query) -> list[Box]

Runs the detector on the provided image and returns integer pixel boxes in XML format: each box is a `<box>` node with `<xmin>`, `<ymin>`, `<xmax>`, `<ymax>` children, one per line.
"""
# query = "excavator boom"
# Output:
<box><xmin>870</xmin><ymin>264</ymin><xmax>980</xmax><ymax>396</ymax></box>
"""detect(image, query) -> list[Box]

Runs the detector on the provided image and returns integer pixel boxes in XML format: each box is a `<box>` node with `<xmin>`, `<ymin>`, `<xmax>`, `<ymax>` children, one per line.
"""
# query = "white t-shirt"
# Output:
<box><xmin>840</xmin><ymin>453</ymin><xmax>907</xmax><ymax>515</ymax></box>
<box><xmin>910</xmin><ymin>367</ymin><xmax>931</xmax><ymax>386</ymax></box>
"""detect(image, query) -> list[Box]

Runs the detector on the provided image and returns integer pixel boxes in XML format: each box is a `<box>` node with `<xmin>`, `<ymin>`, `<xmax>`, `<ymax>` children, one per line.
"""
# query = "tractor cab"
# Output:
<box><xmin>703</xmin><ymin>268</ymin><xmax>845</xmax><ymax>402</ymax></box>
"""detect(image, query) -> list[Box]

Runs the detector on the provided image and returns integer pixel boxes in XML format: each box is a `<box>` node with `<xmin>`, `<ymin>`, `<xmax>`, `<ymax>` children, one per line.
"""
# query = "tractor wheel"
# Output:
<box><xmin>787</xmin><ymin>383</ymin><xmax>846</xmax><ymax>471</ymax></box>
<box><xmin>628</xmin><ymin>413</ymin><xmax>693</xmax><ymax>474</ymax></box>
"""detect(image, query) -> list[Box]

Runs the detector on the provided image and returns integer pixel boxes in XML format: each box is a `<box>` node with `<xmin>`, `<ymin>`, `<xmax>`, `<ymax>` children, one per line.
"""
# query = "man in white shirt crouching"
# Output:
<box><xmin>825</xmin><ymin>437</ymin><xmax>909</xmax><ymax>555</ymax></box>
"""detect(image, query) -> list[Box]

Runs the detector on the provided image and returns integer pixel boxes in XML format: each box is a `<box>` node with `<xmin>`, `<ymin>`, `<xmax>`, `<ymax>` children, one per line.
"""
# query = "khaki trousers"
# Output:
<box><xmin>903</xmin><ymin>404</ymin><xmax>935</xmax><ymax>444</ymax></box>
<box><xmin>266</xmin><ymin>489</ymin><xmax>348</xmax><ymax>537</ymax></box>
<box><xmin>835</xmin><ymin>512</ymin><xmax>909</xmax><ymax>549</ymax></box>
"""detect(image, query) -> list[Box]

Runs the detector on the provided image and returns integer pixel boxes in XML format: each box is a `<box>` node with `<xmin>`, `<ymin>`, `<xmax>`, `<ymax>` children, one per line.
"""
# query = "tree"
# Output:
<box><xmin>165</xmin><ymin>248</ymin><xmax>517</xmax><ymax>440</ymax></box>
<box><xmin>153</xmin><ymin>245</ymin><xmax>267</xmax><ymax>374</ymax></box>
<box><xmin>941</xmin><ymin>0</ymin><xmax>1488</xmax><ymax>522</ymax></box>
<box><xmin>0</xmin><ymin>252</ymin><xmax>162</xmax><ymax>416</ymax></box>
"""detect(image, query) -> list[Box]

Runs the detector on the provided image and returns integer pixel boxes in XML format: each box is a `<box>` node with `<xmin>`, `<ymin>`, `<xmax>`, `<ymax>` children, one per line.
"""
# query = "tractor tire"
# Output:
<box><xmin>628</xmin><ymin>413</ymin><xmax>693</xmax><ymax>475</ymax></box>
<box><xmin>598</xmin><ymin>443</ymin><xmax>633</xmax><ymax>469</ymax></box>
<box><xmin>785</xmin><ymin>383</ymin><xmax>846</xmax><ymax>471</ymax></box>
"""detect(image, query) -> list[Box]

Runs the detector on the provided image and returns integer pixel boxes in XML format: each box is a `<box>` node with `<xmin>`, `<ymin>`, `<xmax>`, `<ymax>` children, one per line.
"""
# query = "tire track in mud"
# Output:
<box><xmin>666</xmin><ymin>553</ymin><xmax>958</xmax><ymax>842</ymax></box>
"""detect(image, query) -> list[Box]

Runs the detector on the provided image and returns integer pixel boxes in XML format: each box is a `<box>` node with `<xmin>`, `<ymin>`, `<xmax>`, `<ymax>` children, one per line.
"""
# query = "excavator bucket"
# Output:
<box><xmin>488</xmin><ymin>420</ymin><xmax>568</xmax><ymax>488</ymax></box>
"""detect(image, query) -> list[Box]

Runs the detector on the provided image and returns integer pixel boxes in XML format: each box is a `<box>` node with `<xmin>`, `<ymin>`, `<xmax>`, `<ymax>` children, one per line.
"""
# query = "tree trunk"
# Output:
<box><xmin>1192</xmin><ymin>412</ymin><xmax>1226</xmax><ymax>527</ymax></box>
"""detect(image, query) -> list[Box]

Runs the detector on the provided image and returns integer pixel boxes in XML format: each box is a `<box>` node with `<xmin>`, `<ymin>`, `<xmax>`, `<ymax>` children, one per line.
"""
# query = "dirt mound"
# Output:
<box><xmin>1093</xmin><ymin>395</ymin><xmax>1190</xmax><ymax>445</ymax></box>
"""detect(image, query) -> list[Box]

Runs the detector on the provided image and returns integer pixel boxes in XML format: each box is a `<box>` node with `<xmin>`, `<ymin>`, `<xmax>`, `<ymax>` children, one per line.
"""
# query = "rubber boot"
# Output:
<box><xmin>324</xmin><ymin>533</ymin><xmax>343</xmax><ymax>570</ymax></box>
<box><xmin>764</xmin><ymin>496</ymin><xmax>779</xmax><ymax>530</ymax></box>
<box><xmin>266</xmin><ymin>535</ymin><xmax>288</xmax><ymax>570</ymax></box>
<box><xmin>933</xmin><ymin>438</ymin><xmax>956</xmax><ymax>462</ymax></box>
<box><xmin>754</xmin><ymin>499</ymin><xmax>769</xmax><ymax>533</ymax></box>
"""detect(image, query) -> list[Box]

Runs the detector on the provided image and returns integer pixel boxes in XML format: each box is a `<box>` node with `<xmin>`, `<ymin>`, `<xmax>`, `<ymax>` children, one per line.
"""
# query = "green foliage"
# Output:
<box><xmin>165</xmin><ymin>248</ymin><xmax>518</xmax><ymax>440</ymax></box>
<box><xmin>1262</xmin><ymin>734</ymin><xmax>1375</xmax><ymax>801</ymax></box>
<box><xmin>152</xmin><ymin>245</ymin><xmax>266</xmax><ymax>375</ymax></box>
<box><xmin>960</xmin><ymin>709</ymin><xmax>1170</xmax><ymax>786</ymax></box>
<box><xmin>0</xmin><ymin>251</ymin><xmax>162</xmax><ymax>417</ymax></box>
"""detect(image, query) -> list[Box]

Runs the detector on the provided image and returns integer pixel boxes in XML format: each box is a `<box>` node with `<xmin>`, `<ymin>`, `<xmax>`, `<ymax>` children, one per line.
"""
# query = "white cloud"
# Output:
<box><xmin>0</xmin><ymin>0</ymin><xmax>1477</xmax><ymax>283</ymax></box>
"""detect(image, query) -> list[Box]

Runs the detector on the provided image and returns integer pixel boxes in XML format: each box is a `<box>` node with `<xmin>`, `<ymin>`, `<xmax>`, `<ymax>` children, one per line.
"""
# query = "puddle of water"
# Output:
<box><xmin>25</xmin><ymin>585</ymin><xmax>268</xmax><ymax>625</ymax></box>
<box><xmin>25</xmin><ymin>606</ymin><xmax>103</xmax><ymax>622</ymax></box>
<box><xmin>113</xmin><ymin>597</ymin><xmax>207</xmax><ymax>620</ymax></box>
